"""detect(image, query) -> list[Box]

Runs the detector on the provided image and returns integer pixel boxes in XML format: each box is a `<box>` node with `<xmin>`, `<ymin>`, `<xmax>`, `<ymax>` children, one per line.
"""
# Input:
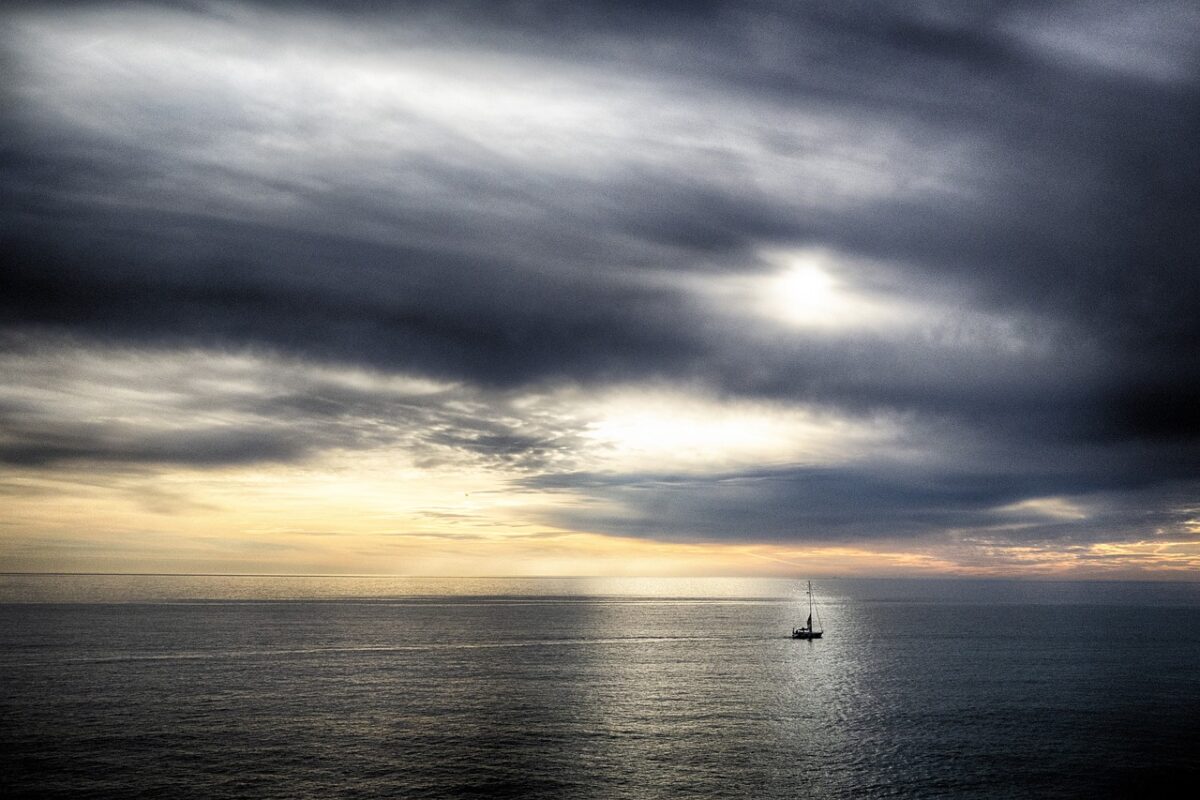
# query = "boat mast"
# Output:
<box><xmin>806</xmin><ymin>581</ymin><xmax>813</xmax><ymax>630</ymax></box>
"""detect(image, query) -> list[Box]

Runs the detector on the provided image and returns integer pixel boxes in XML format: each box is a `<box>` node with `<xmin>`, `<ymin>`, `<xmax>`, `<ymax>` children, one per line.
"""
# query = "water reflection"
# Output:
<box><xmin>3</xmin><ymin>577</ymin><xmax>1198</xmax><ymax>797</ymax></box>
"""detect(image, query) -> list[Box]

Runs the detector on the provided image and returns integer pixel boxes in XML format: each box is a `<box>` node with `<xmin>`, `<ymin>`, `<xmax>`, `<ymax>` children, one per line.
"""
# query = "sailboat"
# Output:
<box><xmin>791</xmin><ymin>580</ymin><xmax>823</xmax><ymax>639</ymax></box>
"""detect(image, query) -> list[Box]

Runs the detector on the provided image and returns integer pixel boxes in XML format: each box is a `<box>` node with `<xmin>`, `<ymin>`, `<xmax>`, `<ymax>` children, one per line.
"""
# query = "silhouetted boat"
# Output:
<box><xmin>792</xmin><ymin>581</ymin><xmax>823</xmax><ymax>639</ymax></box>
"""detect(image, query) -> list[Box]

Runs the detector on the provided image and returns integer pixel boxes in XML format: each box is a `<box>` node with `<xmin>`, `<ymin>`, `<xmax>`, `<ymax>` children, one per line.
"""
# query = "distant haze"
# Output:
<box><xmin>2</xmin><ymin>1</ymin><xmax>1198</xmax><ymax>576</ymax></box>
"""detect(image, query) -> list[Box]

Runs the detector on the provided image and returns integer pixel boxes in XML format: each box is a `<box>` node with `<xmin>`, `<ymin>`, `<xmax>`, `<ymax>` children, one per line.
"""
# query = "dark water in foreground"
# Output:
<box><xmin>2</xmin><ymin>576</ymin><xmax>1199</xmax><ymax>798</ymax></box>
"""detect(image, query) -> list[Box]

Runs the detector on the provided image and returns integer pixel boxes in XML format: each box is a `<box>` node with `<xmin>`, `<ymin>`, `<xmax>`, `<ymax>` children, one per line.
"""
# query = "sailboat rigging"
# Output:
<box><xmin>791</xmin><ymin>580</ymin><xmax>824</xmax><ymax>639</ymax></box>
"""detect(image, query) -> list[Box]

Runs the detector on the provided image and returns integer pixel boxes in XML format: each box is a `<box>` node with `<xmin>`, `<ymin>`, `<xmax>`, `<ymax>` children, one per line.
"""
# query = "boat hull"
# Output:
<box><xmin>791</xmin><ymin>630</ymin><xmax>823</xmax><ymax>639</ymax></box>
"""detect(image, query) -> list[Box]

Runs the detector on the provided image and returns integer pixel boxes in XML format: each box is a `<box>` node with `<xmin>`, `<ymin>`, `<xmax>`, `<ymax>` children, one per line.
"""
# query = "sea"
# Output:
<box><xmin>2</xmin><ymin>575</ymin><xmax>1198</xmax><ymax>799</ymax></box>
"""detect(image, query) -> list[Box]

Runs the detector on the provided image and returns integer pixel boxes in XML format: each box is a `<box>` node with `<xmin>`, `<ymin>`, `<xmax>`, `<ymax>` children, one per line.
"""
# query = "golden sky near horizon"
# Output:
<box><xmin>2</xmin><ymin>344</ymin><xmax>1197</xmax><ymax>578</ymax></box>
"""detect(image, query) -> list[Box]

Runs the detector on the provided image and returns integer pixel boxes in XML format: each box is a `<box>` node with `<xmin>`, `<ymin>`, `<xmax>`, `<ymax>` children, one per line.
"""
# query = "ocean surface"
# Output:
<box><xmin>2</xmin><ymin>576</ymin><xmax>1198</xmax><ymax>798</ymax></box>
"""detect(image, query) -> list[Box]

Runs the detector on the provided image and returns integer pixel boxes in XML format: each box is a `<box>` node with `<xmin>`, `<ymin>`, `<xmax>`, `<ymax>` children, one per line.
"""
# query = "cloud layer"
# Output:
<box><xmin>2</xmin><ymin>1</ymin><xmax>1198</xmax><ymax>566</ymax></box>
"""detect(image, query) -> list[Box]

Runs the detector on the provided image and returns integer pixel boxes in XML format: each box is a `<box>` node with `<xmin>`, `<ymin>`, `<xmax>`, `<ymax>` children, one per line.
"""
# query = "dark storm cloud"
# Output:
<box><xmin>0</xmin><ymin>427</ymin><xmax>304</xmax><ymax>468</ymax></box>
<box><xmin>2</xmin><ymin>1</ymin><xmax>1198</xmax><ymax>544</ymax></box>
<box><xmin>521</xmin><ymin>466</ymin><xmax>1198</xmax><ymax>545</ymax></box>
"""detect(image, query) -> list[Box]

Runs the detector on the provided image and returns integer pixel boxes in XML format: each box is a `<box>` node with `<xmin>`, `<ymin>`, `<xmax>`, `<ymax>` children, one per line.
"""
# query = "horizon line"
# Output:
<box><xmin>2</xmin><ymin>572</ymin><xmax>1198</xmax><ymax>583</ymax></box>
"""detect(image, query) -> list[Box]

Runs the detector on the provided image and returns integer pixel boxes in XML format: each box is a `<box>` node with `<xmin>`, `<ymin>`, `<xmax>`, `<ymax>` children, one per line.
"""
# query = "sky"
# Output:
<box><xmin>2</xmin><ymin>0</ymin><xmax>1198</xmax><ymax>578</ymax></box>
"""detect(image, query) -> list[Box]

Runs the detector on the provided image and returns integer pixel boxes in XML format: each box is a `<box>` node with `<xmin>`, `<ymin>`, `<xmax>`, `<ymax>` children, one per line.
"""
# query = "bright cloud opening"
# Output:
<box><xmin>578</xmin><ymin>389</ymin><xmax>896</xmax><ymax>473</ymax></box>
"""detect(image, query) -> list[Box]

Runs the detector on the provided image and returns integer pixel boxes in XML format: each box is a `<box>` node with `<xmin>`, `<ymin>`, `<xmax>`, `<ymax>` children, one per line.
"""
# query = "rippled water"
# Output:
<box><xmin>2</xmin><ymin>576</ymin><xmax>1198</xmax><ymax>798</ymax></box>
